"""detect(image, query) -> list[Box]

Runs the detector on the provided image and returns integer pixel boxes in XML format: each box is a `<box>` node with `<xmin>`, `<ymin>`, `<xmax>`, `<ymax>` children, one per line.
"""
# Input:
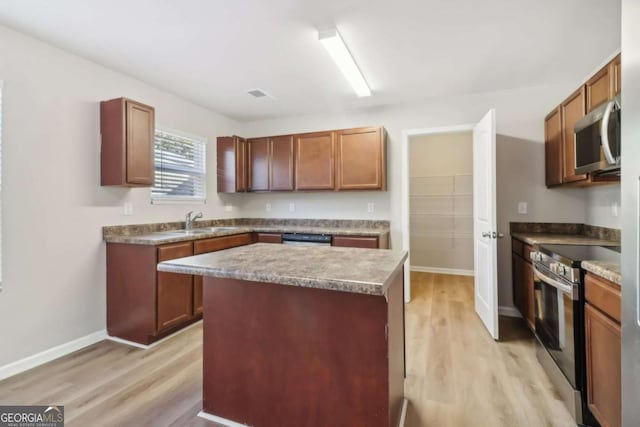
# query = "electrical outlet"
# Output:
<box><xmin>612</xmin><ymin>200</ymin><xmax>619</xmax><ymax>217</ymax></box>
<box><xmin>225</xmin><ymin>204</ymin><xmax>233</xmax><ymax>212</ymax></box>
<box><xmin>367</xmin><ymin>202</ymin><xmax>374</xmax><ymax>213</ymax></box>
<box><xmin>517</xmin><ymin>202</ymin><xmax>528</xmax><ymax>215</ymax></box>
<box><xmin>289</xmin><ymin>202</ymin><xmax>295</xmax><ymax>212</ymax></box>
<box><xmin>266</xmin><ymin>203</ymin><xmax>272</xmax><ymax>212</ymax></box>
<box><xmin>124</xmin><ymin>202</ymin><xmax>133</xmax><ymax>216</ymax></box>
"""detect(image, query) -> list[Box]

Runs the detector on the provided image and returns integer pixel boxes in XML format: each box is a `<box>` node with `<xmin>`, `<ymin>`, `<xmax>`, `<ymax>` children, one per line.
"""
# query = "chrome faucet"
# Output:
<box><xmin>185</xmin><ymin>211</ymin><xmax>203</xmax><ymax>230</ymax></box>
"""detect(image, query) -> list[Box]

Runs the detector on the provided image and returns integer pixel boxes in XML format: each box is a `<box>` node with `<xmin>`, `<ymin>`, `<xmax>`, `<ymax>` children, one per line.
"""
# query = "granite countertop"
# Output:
<box><xmin>581</xmin><ymin>260</ymin><xmax>622</xmax><ymax>286</ymax></box>
<box><xmin>157</xmin><ymin>243</ymin><xmax>407</xmax><ymax>296</ymax></box>
<box><xmin>104</xmin><ymin>223</ymin><xmax>389</xmax><ymax>245</ymax></box>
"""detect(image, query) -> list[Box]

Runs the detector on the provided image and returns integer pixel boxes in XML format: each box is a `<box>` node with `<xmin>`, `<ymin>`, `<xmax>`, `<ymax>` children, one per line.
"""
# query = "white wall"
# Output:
<box><xmin>240</xmin><ymin>85</ymin><xmax>591</xmax><ymax>310</ymax></box>
<box><xmin>0</xmin><ymin>25</ymin><xmax>242</xmax><ymax>366</ymax></box>
<box><xmin>585</xmin><ymin>185</ymin><xmax>622</xmax><ymax>228</ymax></box>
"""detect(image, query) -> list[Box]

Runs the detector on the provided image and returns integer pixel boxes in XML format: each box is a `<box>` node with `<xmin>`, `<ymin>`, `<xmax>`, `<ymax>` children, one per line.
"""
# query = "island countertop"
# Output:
<box><xmin>157</xmin><ymin>243</ymin><xmax>408</xmax><ymax>296</ymax></box>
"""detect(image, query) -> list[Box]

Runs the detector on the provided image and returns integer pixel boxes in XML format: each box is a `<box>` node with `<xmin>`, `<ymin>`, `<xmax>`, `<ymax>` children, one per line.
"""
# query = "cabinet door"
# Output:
<box><xmin>269</xmin><ymin>135</ymin><xmax>295</xmax><ymax>191</ymax></box>
<box><xmin>332</xmin><ymin>236</ymin><xmax>379</xmax><ymax>248</ymax></box>
<box><xmin>512</xmin><ymin>254</ymin><xmax>525</xmax><ymax>317</ymax></box>
<box><xmin>193</xmin><ymin>276</ymin><xmax>203</xmax><ymax>315</ymax></box>
<box><xmin>522</xmin><ymin>260</ymin><xmax>535</xmax><ymax>331</ymax></box>
<box><xmin>585</xmin><ymin>303</ymin><xmax>621</xmax><ymax>427</ymax></box>
<box><xmin>612</xmin><ymin>54</ymin><xmax>621</xmax><ymax>96</ymax></box>
<box><xmin>216</xmin><ymin>136</ymin><xmax>247</xmax><ymax>193</ymax></box>
<box><xmin>586</xmin><ymin>65</ymin><xmax>613</xmax><ymax>113</ymax></box>
<box><xmin>336</xmin><ymin>127</ymin><xmax>386</xmax><ymax>190</ymax></box>
<box><xmin>561</xmin><ymin>87</ymin><xmax>587</xmax><ymax>183</ymax></box>
<box><xmin>126</xmin><ymin>100</ymin><xmax>155</xmax><ymax>185</ymax></box>
<box><xmin>257</xmin><ymin>233</ymin><xmax>283</xmax><ymax>243</ymax></box>
<box><xmin>545</xmin><ymin>107</ymin><xmax>563</xmax><ymax>187</ymax></box>
<box><xmin>295</xmin><ymin>132</ymin><xmax>335</xmax><ymax>190</ymax></box>
<box><xmin>157</xmin><ymin>242</ymin><xmax>194</xmax><ymax>333</ymax></box>
<box><xmin>248</xmin><ymin>138</ymin><xmax>270</xmax><ymax>191</ymax></box>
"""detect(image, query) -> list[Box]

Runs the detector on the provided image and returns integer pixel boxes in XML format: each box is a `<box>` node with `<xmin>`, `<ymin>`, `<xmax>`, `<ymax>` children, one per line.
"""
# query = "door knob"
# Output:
<box><xmin>493</xmin><ymin>232</ymin><xmax>505</xmax><ymax>239</ymax></box>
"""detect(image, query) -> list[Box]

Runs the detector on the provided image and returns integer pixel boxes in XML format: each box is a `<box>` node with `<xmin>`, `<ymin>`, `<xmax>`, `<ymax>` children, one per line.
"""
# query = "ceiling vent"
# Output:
<box><xmin>247</xmin><ymin>89</ymin><xmax>268</xmax><ymax>98</ymax></box>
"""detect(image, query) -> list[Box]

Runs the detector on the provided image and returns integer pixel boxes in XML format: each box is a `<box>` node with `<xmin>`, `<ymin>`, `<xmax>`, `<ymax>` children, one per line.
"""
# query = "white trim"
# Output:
<box><xmin>107</xmin><ymin>319</ymin><xmax>203</xmax><ymax>350</ymax></box>
<box><xmin>401</xmin><ymin>124</ymin><xmax>475</xmax><ymax>304</ymax></box>
<box><xmin>498</xmin><ymin>306</ymin><xmax>522</xmax><ymax>318</ymax></box>
<box><xmin>410</xmin><ymin>266</ymin><xmax>474</xmax><ymax>277</ymax></box>
<box><xmin>0</xmin><ymin>330</ymin><xmax>107</xmax><ymax>381</ymax></box>
<box><xmin>198</xmin><ymin>411</ymin><xmax>247</xmax><ymax>427</ymax></box>
<box><xmin>398</xmin><ymin>398</ymin><xmax>409</xmax><ymax>427</ymax></box>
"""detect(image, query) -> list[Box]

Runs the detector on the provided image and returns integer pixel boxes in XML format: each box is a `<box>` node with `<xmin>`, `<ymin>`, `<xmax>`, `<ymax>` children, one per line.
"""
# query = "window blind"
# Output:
<box><xmin>151</xmin><ymin>129</ymin><xmax>206</xmax><ymax>202</ymax></box>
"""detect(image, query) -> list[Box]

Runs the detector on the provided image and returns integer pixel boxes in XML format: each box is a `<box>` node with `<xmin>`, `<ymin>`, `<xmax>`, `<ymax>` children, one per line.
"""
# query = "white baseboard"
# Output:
<box><xmin>410</xmin><ymin>266</ymin><xmax>474</xmax><ymax>277</ymax></box>
<box><xmin>0</xmin><ymin>329</ymin><xmax>107</xmax><ymax>381</ymax></box>
<box><xmin>107</xmin><ymin>319</ymin><xmax>203</xmax><ymax>350</ymax></box>
<box><xmin>198</xmin><ymin>411</ymin><xmax>246</xmax><ymax>427</ymax></box>
<box><xmin>498</xmin><ymin>306</ymin><xmax>522</xmax><ymax>318</ymax></box>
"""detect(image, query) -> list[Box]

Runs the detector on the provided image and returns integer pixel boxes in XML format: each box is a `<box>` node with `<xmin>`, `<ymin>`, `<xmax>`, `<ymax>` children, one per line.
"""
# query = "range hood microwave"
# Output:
<box><xmin>574</xmin><ymin>95</ymin><xmax>621</xmax><ymax>175</ymax></box>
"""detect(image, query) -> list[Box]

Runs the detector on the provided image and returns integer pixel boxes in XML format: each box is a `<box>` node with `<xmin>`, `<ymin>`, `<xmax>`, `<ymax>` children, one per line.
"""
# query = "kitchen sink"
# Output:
<box><xmin>194</xmin><ymin>226</ymin><xmax>241</xmax><ymax>232</ymax></box>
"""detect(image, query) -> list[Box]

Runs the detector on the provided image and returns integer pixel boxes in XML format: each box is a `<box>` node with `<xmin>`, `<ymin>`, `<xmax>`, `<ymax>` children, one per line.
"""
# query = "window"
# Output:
<box><xmin>151</xmin><ymin>129</ymin><xmax>206</xmax><ymax>203</ymax></box>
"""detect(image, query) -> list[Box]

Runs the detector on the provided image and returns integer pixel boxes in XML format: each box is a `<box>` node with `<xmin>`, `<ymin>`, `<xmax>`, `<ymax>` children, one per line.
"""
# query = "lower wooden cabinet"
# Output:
<box><xmin>511</xmin><ymin>238</ymin><xmax>534</xmax><ymax>331</ymax></box>
<box><xmin>585</xmin><ymin>273</ymin><xmax>622</xmax><ymax>427</ymax></box>
<box><xmin>256</xmin><ymin>233</ymin><xmax>283</xmax><ymax>243</ymax></box>
<box><xmin>107</xmin><ymin>233</ymin><xmax>254</xmax><ymax>345</ymax></box>
<box><xmin>332</xmin><ymin>236</ymin><xmax>379</xmax><ymax>249</ymax></box>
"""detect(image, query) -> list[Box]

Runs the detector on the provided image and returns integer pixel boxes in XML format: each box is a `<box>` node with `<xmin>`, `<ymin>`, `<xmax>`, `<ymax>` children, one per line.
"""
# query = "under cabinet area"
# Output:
<box><xmin>218</xmin><ymin>126</ymin><xmax>387</xmax><ymax>193</ymax></box>
<box><xmin>511</xmin><ymin>237</ymin><xmax>535</xmax><ymax>331</ymax></box>
<box><xmin>585</xmin><ymin>273</ymin><xmax>621</xmax><ymax>427</ymax></box>
<box><xmin>100</xmin><ymin>97</ymin><xmax>155</xmax><ymax>187</ymax></box>
<box><xmin>544</xmin><ymin>54</ymin><xmax>621</xmax><ymax>188</ymax></box>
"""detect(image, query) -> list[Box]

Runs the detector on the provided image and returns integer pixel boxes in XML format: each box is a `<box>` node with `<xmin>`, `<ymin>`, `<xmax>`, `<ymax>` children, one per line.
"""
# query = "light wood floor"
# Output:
<box><xmin>0</xmin><ymin>272</ymin><xmax>576</xmax><ymax>426</ymax></box>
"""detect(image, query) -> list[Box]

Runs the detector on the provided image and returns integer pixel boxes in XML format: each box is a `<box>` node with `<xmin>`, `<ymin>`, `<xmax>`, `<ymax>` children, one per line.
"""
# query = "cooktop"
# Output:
<box><xmin>538</xmin><ymin>243</ymin><xmax>620</xmax><ymax>268</ymax></box>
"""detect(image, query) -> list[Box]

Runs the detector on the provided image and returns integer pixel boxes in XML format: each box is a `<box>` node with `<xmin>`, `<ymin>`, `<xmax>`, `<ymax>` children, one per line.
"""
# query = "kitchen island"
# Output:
<box><xmin>158</xmin><ymin>243</ymin><xmax>407</xmax><ymax>427</ymax></box>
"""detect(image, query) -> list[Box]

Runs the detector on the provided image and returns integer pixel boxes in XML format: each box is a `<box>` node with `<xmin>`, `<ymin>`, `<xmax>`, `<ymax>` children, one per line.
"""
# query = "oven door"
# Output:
<box><xmin>533</xmin><ymin>264</ymin><xmax>579</xmax><ymax>388</ymax></box>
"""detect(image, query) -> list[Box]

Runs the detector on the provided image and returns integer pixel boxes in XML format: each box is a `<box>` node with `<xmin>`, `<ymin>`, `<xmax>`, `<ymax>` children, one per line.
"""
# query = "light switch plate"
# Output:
<box><xmin>367</xmin><ymin>202</ymin><xmax>374</xmax><ymax>213</ymax></box>
<box><xmin>225</xmin><ymin>204</ymin><xmax>233</xmax><ymax>212</ymax></box>
<box><xmin>289</xmin><ymin>202</ymin><xmax>295</xmax><ymax>212</ymax></box>
<box><xmin>266</xmin><ymin>203</ymin><xmax>272</xmax><ymax>212</ymax></box>
<box><xmin>124</xmin><ymin>202</ymin><xmax>133</xmax><ymax>216</ymax></box>
<box><xmin>517</xmin><ymin>202</ymin><xmax>528</xmax><ymax>215</ymax></box>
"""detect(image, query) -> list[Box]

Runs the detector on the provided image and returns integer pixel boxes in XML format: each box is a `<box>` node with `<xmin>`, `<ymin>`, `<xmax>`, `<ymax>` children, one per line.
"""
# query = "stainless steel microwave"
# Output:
<box><xmin>574</xmin><ymin>95</ymin><xmax>621</xmax><ymax>175</ymax></box>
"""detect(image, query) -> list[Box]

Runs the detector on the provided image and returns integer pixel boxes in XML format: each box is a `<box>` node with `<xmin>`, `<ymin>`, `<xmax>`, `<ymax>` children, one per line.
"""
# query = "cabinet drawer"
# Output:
<box><xmin>585</xmin><ymin>273</ymin><xmax>621</xmax><ymax>322</ymax></box>
<box><xmin>194</xmin><ymin>233</ymin><xmax>253</xmax><ymax>254</ymax></box>
<box><xmin>512</xmin><ymin>238</ymin><xmax>524</xmax><ymax>258</ymax></box>
<box><xmin>157</xmin><ymin>242</ymin><xmax>193</xmax><ymax>262</ymax></box>
<box><xmin>257</xmin><ymin>233</ymin><xmax>283</xmax><ymax>244</ymax></box>
<box><xmin>332</xmin><ymin>236</ymin><xmax>379</xmax><ymax>249</ymax></box>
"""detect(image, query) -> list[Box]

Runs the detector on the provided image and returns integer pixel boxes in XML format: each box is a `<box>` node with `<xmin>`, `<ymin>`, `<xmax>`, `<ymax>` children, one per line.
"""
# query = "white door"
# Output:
<box><xmin>473</xmin><ymin>109</ymin><xmax>499</xmax><ymax>340</ymax></box>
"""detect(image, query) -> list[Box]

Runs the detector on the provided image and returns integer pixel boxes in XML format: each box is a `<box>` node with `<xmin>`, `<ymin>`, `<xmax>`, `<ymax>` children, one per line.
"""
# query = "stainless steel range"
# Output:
<box><xmin>530</xmin><ymin>244</ymin><xmax>620</xmax><ymax>427</ymax></box>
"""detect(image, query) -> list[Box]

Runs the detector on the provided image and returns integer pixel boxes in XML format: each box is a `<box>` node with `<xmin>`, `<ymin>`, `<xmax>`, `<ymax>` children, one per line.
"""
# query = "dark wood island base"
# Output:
<box><xmin>199</xmin><ymin>270</ymin><xmax>405</xmax><ymax>427</ymax></box>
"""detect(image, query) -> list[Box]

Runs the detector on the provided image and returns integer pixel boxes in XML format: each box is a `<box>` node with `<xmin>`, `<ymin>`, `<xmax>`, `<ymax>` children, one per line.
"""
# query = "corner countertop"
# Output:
<box><xmin>157</xmin><ymin>243</ymin><xmax>408</xmax><ymax>296</ymax></box>
<box><xmin>511</xmin><ymin>232</ymin><xmax>621</xmax><ymax>286</ymax></box>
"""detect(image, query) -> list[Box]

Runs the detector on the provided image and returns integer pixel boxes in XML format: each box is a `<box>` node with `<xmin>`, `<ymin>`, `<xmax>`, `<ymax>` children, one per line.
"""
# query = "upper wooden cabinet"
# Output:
<box><xmin>295</xmin><ymin>131</ymin><xmax>336</xmax><ymax>191</ymax></box>
<box><xmin>269</xmin><ymin>136</ymin><xmax>295</xmax><ymax>191</ymax></box>
<box><xmin>544</xmin><ymin>107</ymin><xmax>563</xmax><ymax>187</ymax></box>
<box><xmin>561</xmin><ymin>87</ymin><xmax>587</xmax><ymax>183</ymax></box>
<box><xmin>336</xmin><ymin>127</ymin><xmax>387</xmax><ymax>191</ymax></box>
<box><xmin>100</xmin><ymin>97</ymin><xmax>155</xmax><ymax>186</ymax></box>
<box><xmin>544</xmin><ymin>54</ymin><xmax>621</xmax><ymax>188</ymax></box>
<box><xmin>248</xmin><ymin>138</ymin><xmax>270</xmax><ymax>191</ymax></box>
<box><xmin>216</xmin><ymin>136</ymin><xmax>247</xmax><ymax>193</ymax></box>
<box><xmin>218</xmin><ymin>126</ymin><xmax>387</xmax><ymax>193</ymax></box>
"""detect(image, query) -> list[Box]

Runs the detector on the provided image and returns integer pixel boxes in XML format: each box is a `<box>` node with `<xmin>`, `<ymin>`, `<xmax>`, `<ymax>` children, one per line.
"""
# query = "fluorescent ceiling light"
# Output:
<box><xmin>319</xmin><ymin>28</ymin><xmax>371</xmax><ymax>97</ymax></box>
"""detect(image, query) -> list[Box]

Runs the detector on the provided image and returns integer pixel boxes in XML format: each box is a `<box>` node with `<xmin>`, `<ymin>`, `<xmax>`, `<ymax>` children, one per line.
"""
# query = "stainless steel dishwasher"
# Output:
<box><xmin>281</xmin><ymin>233</ymin><xmax>332</xmax><ymax>246</ymax></box>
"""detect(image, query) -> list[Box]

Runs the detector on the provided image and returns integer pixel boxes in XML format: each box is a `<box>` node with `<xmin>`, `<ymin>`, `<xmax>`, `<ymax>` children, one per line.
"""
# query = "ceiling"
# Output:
<box><xmin>0</xmin><ymin>0</ymin><xmax>621</xmax><ymax>121</ymax></box>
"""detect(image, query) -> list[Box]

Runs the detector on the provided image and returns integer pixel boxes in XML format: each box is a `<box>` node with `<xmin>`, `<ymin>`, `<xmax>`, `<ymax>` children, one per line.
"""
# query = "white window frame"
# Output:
<box><xmin>151</xmin><ymin>127</ymin><xmax>207</xmax><ymax>205</ymax></box>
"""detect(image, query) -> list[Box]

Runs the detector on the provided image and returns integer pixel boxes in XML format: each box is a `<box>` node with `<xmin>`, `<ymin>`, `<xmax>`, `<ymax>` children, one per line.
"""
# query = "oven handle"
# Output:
<box><xmin>533</xmin><ymin>265</ymin><xmax>575</xmax><ymax>296</ymax></box>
